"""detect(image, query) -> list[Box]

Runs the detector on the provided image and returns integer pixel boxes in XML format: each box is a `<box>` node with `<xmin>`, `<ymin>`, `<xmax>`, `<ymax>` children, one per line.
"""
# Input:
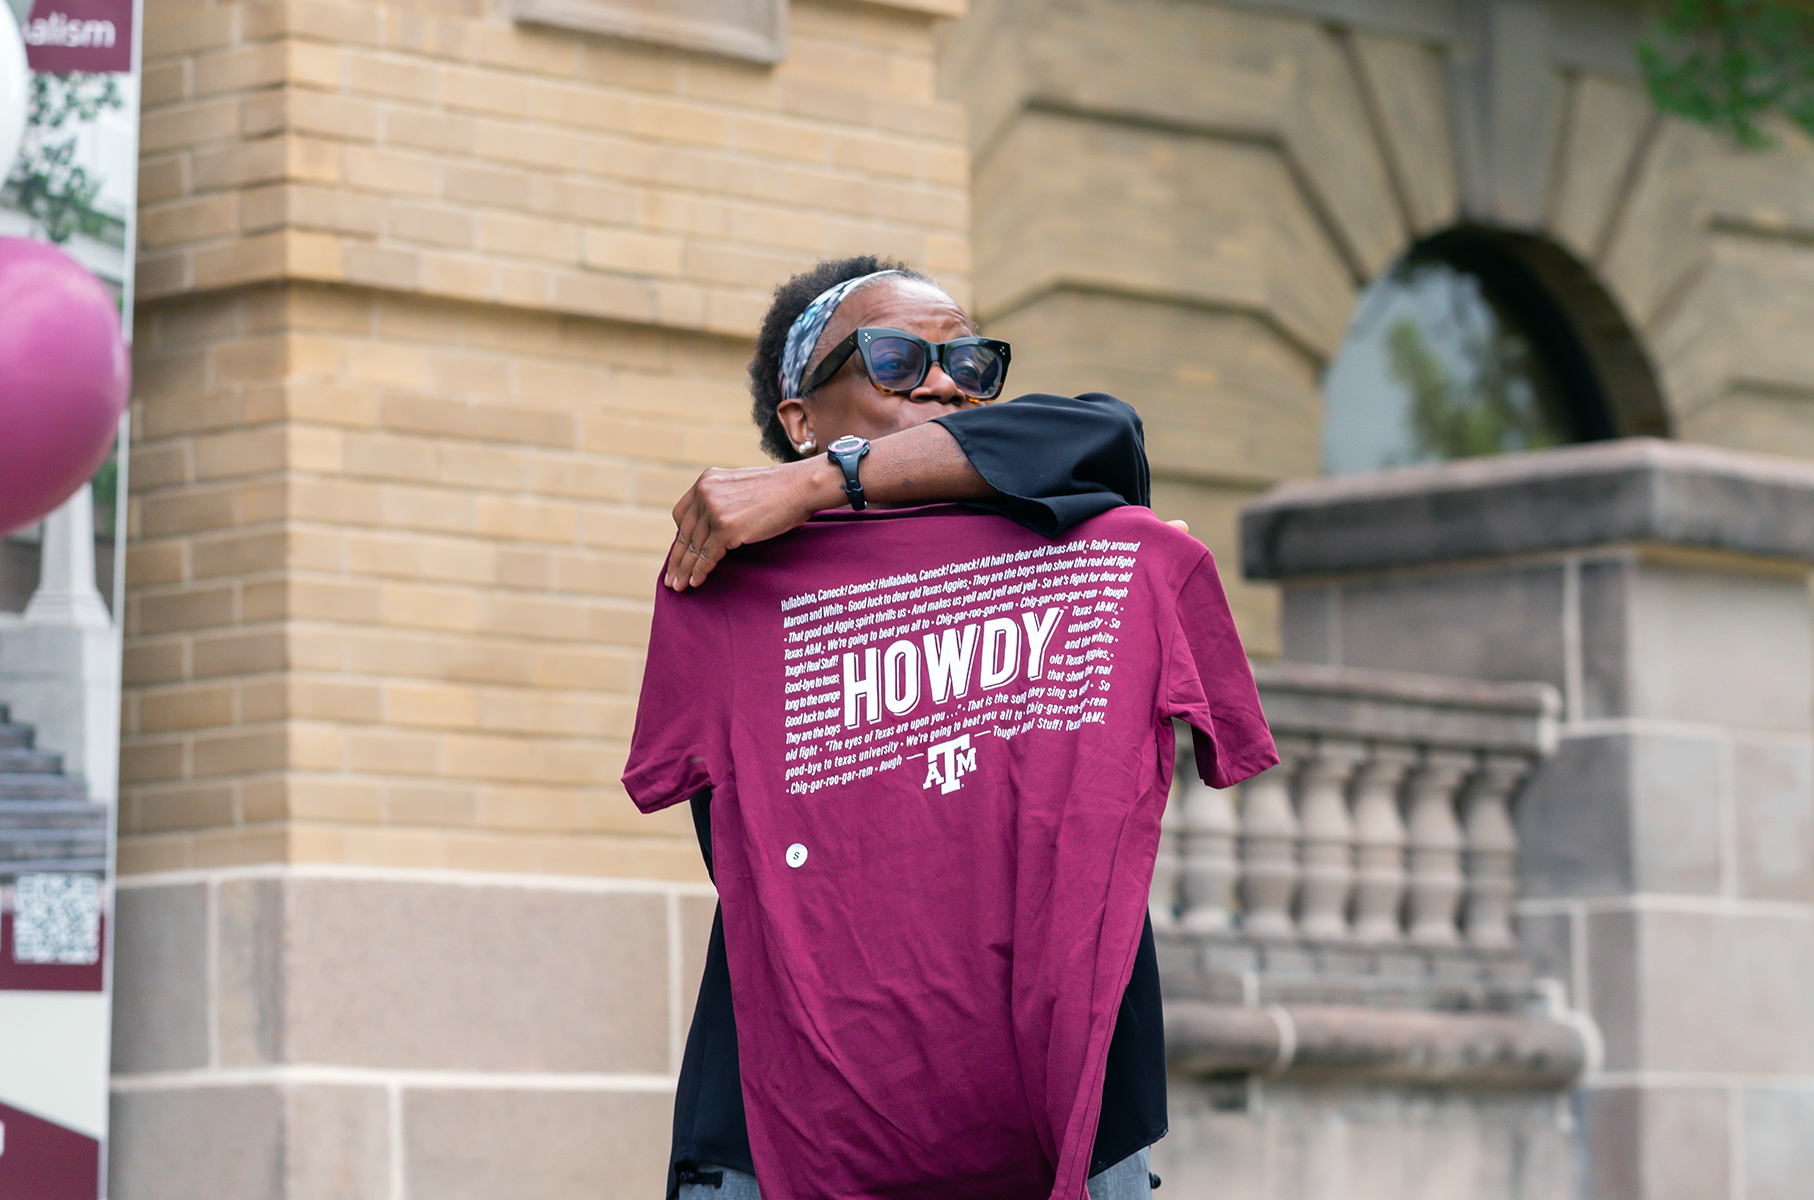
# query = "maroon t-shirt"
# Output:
<box><xmin>624</xmin><ymin>505</ymin><xmax>1276</xmax><ymax>1200</ymax></box>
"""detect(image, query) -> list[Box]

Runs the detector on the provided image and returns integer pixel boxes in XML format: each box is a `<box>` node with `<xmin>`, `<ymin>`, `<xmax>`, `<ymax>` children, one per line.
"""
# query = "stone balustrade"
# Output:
<box><xmin>0</xmin><ymin>488</ymin><xmax>121</xmax><ymax>804</ymax></box>
<box><xmin>1154</xmin><ymin>661</ymin><xmax>1559</xmax><ymax>1009</ymax></box>
<box><xmin>1153</xmin><ymin>661</ymin><xmax>1584</xmax><ymax>1089</ymax></box>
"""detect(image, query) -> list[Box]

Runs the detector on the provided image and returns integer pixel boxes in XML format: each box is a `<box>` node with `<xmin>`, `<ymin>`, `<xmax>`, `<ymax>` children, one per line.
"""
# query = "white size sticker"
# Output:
<box><xmin>785</xmin><ymin>843</ymin><xmax>808</xmax><ymax>868</ymax></box>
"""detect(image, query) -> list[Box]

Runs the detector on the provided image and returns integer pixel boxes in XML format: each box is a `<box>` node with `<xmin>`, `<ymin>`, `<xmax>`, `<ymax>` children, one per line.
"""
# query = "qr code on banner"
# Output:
<box><xmin>12</xmin><ymin>873</ymin><xmax>102</xmax><ymax>965</ymax></box>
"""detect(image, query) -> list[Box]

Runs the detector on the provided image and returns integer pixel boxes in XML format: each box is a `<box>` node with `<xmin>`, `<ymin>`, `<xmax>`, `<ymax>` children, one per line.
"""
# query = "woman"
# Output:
<box><xmin>665</xmin><ymin>257</ymin><xmax>1168</xmax><ymax>1200</ymax></box>
<box><xmin>665</xmin><ymin>259</ymin><xmax>1148</xmax><ymax>594</ymax></box>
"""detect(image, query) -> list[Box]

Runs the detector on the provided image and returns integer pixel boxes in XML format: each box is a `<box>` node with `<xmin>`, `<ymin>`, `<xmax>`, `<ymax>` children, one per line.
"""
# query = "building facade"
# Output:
<box><xmin>3</xmin><ymin>0</ymin><xmax>1812</xmax><ymax>1195</ymax></box>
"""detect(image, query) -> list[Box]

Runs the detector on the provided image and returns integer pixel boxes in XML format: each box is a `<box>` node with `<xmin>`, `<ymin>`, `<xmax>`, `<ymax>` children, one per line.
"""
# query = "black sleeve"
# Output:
<box><xmin>932</xmin><ymin>392</ymin><xmax>1151</xmax><ymax>536</ymax></box>
<box><xmin>688</xmin><ymin>785</ymin><xmax>715</xmax><ymax>879</ymax></box>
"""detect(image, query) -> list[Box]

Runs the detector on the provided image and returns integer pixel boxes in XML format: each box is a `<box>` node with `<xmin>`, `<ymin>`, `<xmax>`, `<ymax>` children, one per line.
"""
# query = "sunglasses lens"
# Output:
<box><xmin>866</xmin><ymin>336</ymin><xmax>928</xmax><ymax>390</ymax></box>
<box><xmin>947</xmin><ymin>344</ymin><xmax>1006</xmax><ymax>399</ymax></box>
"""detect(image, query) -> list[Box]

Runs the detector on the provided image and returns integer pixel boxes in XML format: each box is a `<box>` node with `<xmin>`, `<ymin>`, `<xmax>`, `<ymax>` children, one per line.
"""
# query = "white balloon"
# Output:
<box><xmin>0</xmin><ymin>2</ymin><xmax>25</xmax><ymax>182</ymax></box>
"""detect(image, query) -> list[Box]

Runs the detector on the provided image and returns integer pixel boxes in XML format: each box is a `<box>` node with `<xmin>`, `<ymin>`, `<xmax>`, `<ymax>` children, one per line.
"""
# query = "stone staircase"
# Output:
<box><xmin>0</xmin><ymin>704</ymin><xmax>108</xmax><ymax>875</ymax></box>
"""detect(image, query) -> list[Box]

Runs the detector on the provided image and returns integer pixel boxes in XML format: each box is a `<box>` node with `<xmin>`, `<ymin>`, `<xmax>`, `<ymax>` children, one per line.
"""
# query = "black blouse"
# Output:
<box><xmin>666</xmin><ymin>393</ymin><xmax>1164</xmax><ymax>1197</ymax></box>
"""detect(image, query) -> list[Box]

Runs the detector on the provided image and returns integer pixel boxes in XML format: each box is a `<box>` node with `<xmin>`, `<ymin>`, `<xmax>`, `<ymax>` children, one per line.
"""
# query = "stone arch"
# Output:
<box><xmin>1264</xmin><ymin>11</ymin><xmax>1705</xmax><ymax>454</ymax></box>
<box><xmin>1322</xmin><ymin>222</ymin><xmax>1674</xmax><ymax>465</ymax></box>
<box><xmin>942</xmin><ymin>0</ymin><xmax>1814</xmax><ymax>631</ymax></box>
<box><xmin>1467</xmin><ymin>226</ymin><xmax>1672</xmax><ymax>440</ymax></box>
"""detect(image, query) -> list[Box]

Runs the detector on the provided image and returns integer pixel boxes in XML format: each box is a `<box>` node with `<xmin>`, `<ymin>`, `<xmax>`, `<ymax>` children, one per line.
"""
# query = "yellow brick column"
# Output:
<box><xmin>112</xmin><ymin>1</ymin><xmax>970</xmax><ymax>1195</ymax></box>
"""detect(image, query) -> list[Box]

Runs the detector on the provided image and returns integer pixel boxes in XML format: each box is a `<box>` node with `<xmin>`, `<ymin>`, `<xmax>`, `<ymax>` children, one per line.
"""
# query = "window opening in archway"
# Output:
<box><xmin>1322</xmin><ymin>229</ymin><xmax>1624</xmax><ymax>477</ymax></box>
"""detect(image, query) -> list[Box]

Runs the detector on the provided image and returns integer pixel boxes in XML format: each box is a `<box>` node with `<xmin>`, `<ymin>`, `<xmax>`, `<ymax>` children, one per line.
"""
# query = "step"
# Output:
<box><xmin>1</xmin><ymin>851</ymin><xmax>108</xmax><ymax>873</ymax></box>
<box><xmin>0</xmin><ymin>774</ymin><xmax>87</xmax><ymax>801</ymax></box>
<box><xmin>0</xmin><ymin>723</ymin><xmax>28</xmax><ymax>750</ymax></box>
<box><xmin>0</xmin><ymin>818</ymin><xmax>108</xmax><ymax>837</ymax></box>
<box><xmin>0</xmin><ymin>800</ymin><xmax>109</xmax><ymax>831</ymax></box>
<box><xmin>1</xmin><ymin>856</ymin><xmax>107</xmax><ymax>875</ymax></box>
<box><xmin>0</xmin><ymin>748</ymin><xmax>61</xmax><ymax>775</ymax></box>
<box><xmin>0</xmin><ymin>798</ymin><xmax>109</xmax><ymax>818</ymax></box>
<box><xmin>0</xmin><ymin>828</ymin><xmax>107</xmax><ymax>847</ymax></box>
<box><xmin>1</xmin><ymin>839</ymin><xmax>108</xmax><ymax>868</ymax></box>
<box><xmin>2</xmin><ymin>834</ymin><xmax>107</xmax><ymax>859</ymax></box>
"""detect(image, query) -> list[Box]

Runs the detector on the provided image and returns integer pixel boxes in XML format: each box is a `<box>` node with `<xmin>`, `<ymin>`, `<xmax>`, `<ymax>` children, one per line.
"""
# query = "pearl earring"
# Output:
<box><xmin>797</xmin><ymin>439</ymin><xmax>815</xmax><ymax>454</ymax></box>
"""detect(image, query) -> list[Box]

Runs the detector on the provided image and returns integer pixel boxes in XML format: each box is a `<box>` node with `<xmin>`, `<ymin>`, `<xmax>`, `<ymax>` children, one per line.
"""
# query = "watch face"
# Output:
<box><xmin>828</xmin><ymin>434</ymin><xmax>868</xmax><ymax>455</ymax></box>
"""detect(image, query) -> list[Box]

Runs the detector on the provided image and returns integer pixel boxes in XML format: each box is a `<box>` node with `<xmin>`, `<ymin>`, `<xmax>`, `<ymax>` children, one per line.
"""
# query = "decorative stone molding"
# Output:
<box><xmin>1243</xmin><ymin>437</ymin><xmax>1814</xmax><ymax>579</ymax></box>
<box><xmin>1254</xmin><ymin>660</ymin><xmax>1560</xmax><ymax>754</ymax></box>
<box><xmin>1166</xmin><ymin>998</ymin><xmax>1589</xmax><ymax>1089</ymax></box>
<box><xmin>511</xmin><ymin>0</ymin><xmax>965</xmax><ymax>64</ymax></box>
<box><xmin>509</xmin><ymin>0</ymin><xmax>786</xmax><ymax>64</ymax></box>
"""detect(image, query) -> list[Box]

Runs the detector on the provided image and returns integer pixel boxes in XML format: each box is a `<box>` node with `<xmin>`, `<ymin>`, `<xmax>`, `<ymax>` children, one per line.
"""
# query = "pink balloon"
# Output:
<box><xmin>0</xmin><ymin>238</ymin><xmax>130</xmax><ymax>537</ymax></box>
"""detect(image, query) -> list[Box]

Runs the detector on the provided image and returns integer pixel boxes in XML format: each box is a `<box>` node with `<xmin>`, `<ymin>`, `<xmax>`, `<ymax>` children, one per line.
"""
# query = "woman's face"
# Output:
<box><xmin>777</xmin><ymin>277</ymin><xmax>980</xmax><ymax>452</ymax></box>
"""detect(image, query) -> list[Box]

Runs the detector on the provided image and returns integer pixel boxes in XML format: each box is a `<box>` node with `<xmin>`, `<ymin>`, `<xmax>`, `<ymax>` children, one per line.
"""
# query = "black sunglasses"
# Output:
<box><xmin>800</xmin><ymin>327</ymin><xmax>1013</xmax><ymax>401</ymax></box>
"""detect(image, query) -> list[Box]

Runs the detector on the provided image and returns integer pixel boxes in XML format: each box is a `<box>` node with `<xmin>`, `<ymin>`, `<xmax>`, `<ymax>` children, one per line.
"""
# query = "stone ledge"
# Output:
<box><xmin>109</xmin><ymin>873</ymin><xmax>676</xmax><ymax>1076</ymax></box>
<box><xmin>133</xmin><ymin>227</ymin><xmax>772</xmax><ymax>342</ymax></box>
<box><xmin>1157</xmin><ymin>929</ymin><xmax>1539</xmax><ymax>1020</ymax></box>
<box><xmin>1166</xmin><ymin>999</ymin><xmax>1588</xmax><ymax>1090</ymax></box>
<box><xmin>1241</xmin><ymin>438</ymin><xmax>1814</xmax><ymax>580</ymax></box>
<box><xmin>804</xmin><ymin>0</ymin><xmax>966</xmax><ymax>17</ymax></box>
<box><xmin>1253</xmin><ymin>661</ymin><xmax>1560</xmax><ymax>755</ymax></box>
<box><xmin>510</xmin><ymin>0</ymin><xmax>787</xmax><ymax>64</ymax></box>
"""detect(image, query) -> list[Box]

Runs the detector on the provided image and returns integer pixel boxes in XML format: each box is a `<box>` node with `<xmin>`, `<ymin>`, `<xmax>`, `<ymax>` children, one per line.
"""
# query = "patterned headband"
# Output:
<box><xmin>777</xmin><ymin>270</ymin><xmax>902</xmax><ymax>399</ymax></box>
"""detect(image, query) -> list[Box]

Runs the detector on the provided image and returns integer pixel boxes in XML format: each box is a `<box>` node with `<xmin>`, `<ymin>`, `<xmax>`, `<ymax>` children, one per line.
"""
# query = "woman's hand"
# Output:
<box><xmin>666</xmin><ymin>460</ymin><xmax>839</xmax><ymax>591</ymax></box>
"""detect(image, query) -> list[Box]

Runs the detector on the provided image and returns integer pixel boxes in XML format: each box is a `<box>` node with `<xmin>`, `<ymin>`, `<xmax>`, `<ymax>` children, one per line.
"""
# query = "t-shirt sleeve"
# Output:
<box><xmin>1164</xmin><ymin>552</ymin><xmax>1279</xmax><ymax>789</ymax></box>
<box><xmin>622</xmin><ymin>581</ymin><xmax>735</xmax><ymax>813</ymax></box>
<box><xmin>932</xmin><ymin>392</ymin><xmax>1151</xmax><ymax>536</ymax></box>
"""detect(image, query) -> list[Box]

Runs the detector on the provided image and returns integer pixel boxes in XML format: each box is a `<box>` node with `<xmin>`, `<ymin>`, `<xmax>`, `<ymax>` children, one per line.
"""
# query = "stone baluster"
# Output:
<box><xmin>1237</xmin><ymin>738</ymin><xmax>1304</xmax><ymax>940</ymax></box>
<box><xmin>1150</xmin><ymin>768</ymin><xmax>1185</xmax><ymax>930</ymax></box>
<box><xmin>1461</xmin><ymin>753</ymin><xmax>1527</xmax><ymax>949</ymax></box>
<box><xmin>1178</xmin><ymin>775</ymin><xmax>1239</xmax><ymax>934</ymax></box>
<box><xmin>1293</xmin><ymin>739</ymin><xmax>1366</xmax><ymax>940</ymax></box>
<box><xmin>1404</xmin><ymin>750</ymin><xmax>1477</xmax><ymax>945</ymax></box>
<box><xmin>1349</xmin><ymin>745</ymin><xmax>1417</xmax><ymax>943</ymax></box>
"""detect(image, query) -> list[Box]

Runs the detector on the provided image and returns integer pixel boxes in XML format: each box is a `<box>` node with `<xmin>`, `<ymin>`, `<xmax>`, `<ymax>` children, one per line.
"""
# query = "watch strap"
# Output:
<box><xmin>827</xmin><ymin>436</ymin><xmax>870</xmax><ymax>511</ymax></box>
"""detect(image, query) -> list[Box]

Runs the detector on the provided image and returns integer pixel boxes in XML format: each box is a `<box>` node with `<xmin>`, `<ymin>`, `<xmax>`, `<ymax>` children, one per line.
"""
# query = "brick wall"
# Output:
<box><xmin>112</xmin><ymin>3</ymin><xmax>971</xmax><ymax>1193</ymax></box>
<box><xmin>123</xmin><ymin>0</ymin><xmax>970</xmax><ymax>879</ymax></box>
<box><xmin>135</xmin><ymin>0</ymin><xmax>968</xmax><ymax>321</ymax></box>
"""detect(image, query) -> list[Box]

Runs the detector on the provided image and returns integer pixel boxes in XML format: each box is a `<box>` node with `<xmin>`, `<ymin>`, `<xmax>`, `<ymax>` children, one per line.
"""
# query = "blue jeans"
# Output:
<box><xmin>678</xmin><ymin>1145</ymin><xmax>1152</xmax><ymax>1199</ymax></box>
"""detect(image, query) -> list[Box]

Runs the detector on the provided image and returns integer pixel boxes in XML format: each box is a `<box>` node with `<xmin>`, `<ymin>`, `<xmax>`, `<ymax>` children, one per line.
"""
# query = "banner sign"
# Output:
<box><xmin>20</xmin><ymin>0</ymin><xmax>132</xmax><ymax>74</ymax></box>
<box><xmin>0</xmin><ymin>0</ymin><xmax>138</xmax><ymax>1195</ymax></box>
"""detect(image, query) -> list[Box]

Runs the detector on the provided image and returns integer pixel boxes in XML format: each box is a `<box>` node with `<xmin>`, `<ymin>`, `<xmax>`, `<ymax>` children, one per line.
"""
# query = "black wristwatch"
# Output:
<box><xmin>826</xmin><ymin>435</ymin><xmax>871</xmax><ymax>511</ymax></box>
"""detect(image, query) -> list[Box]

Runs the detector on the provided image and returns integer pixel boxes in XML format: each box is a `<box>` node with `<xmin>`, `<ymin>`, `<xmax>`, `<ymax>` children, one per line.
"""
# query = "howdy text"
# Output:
<box><xmin>836</xmin><ymin>606</ymin><xmax>1064</xmax><ymax>729</ymax></box>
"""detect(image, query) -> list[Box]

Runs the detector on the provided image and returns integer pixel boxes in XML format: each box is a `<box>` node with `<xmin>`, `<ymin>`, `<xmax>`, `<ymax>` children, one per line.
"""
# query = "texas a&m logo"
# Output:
<box><xmin>923</xmin><ymin>734</ymin><xmax>977</xmax><ymax>794</ymax></box>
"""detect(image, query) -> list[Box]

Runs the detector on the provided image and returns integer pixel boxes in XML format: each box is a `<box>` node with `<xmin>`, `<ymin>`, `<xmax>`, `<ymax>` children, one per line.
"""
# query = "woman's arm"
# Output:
<box><xmin>665</xmin><ymin>420</ymin><xmax>992</xmax><ymax>591</ymax></box>
<box><xmin>665</xmin><ymin>393</ymin><xmax>1151</xmax><ymax>591</ymax></box>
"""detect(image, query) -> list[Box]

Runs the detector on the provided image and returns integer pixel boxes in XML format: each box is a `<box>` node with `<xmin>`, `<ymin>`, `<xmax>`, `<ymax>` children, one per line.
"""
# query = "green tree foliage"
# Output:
<box><xmin>1640</xmin><ymin>0</ymin><xmax>1814</xmax><ymax>146</ymax></box>
<box><xmin>89</xmin><ymin>451</ymin><xmax>117</xmax><ymax>537</ymax></box>
<box><xmin>1382</xmin><ymin>268</ymin><xmax>1567</xmax><ymax>464</ymax></box>
<box><xmin>4</xmin><ymin>72</ymin><xmax>125</xmax><ymax>244</ymax></box>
